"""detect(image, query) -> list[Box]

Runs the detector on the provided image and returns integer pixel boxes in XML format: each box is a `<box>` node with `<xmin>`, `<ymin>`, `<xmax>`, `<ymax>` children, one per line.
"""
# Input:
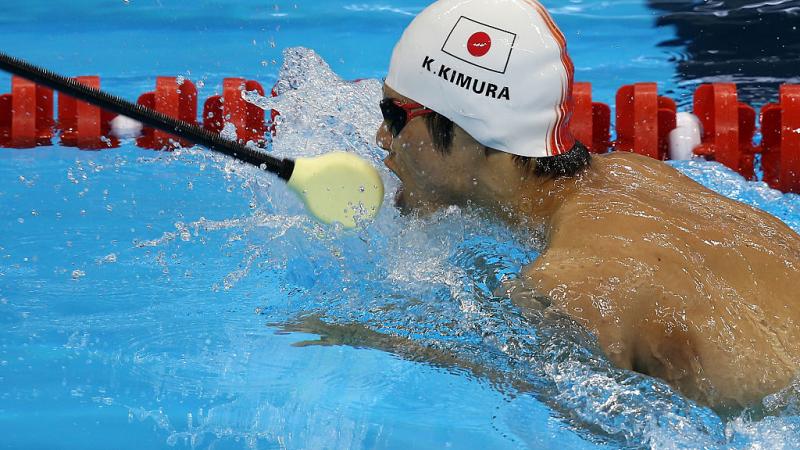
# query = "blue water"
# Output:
<box><xmin>2</xmin><ymin>1</ymin><xmax>800</xmax><ymax>449</ymax></box>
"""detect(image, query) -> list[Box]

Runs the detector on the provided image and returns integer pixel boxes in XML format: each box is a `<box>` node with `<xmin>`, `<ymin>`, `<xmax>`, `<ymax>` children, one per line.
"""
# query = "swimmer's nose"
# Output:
<box><xmin>376</xmin><ymin>122</ymin><xmax>392</xmax><ymax>151</ymax></box>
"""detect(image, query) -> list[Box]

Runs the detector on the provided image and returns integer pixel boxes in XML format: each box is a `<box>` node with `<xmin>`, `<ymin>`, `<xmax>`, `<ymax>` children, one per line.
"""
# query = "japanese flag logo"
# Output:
<box><xmin>441</xmin><ymin>16</ymin><xmax>517</xmax><ymax>74</ymax></box>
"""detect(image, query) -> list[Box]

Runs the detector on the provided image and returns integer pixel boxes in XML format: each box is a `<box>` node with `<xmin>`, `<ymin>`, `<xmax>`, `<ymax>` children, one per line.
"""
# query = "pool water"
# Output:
<box><xmin>2</xmin><ymin>1</ymin><xmax>800</xmax><ymax>449</ymax></box>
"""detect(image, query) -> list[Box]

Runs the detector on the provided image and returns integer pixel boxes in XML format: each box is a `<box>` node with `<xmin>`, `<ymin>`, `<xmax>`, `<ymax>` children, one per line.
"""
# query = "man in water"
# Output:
<box><xmin>376</xmin><ymin>0</ymin><xmax>800</xmax><ymax>409</ymax></box>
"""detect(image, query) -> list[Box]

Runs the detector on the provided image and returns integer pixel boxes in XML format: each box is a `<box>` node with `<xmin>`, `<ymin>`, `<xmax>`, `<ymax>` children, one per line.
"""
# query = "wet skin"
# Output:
<box><xmin>377</xmin><ymin>85</ymin><xmax>800</xmax><ymax>410</ymax></box>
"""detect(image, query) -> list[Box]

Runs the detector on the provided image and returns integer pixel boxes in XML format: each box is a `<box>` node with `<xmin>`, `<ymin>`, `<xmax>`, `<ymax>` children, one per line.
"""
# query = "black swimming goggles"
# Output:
<box><xmin>380</xmin><ymin>98</ymin><xmax>434</xmax><ymax>137</ymax></box>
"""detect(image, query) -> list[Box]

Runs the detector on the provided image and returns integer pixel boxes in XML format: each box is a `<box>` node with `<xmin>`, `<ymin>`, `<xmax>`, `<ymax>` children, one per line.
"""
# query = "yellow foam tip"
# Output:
<box><xmin>286</xmin><ymin>152</ymin><xmax>385</xmax><ymax>228</ymax></box>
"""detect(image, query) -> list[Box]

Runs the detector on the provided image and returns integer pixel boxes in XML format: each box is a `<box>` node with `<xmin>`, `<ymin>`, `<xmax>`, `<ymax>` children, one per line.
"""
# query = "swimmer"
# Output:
<box><xmin>377</xmin><ymin>0</ymin><xmax>800</xmax><ymax>410</ymax></box>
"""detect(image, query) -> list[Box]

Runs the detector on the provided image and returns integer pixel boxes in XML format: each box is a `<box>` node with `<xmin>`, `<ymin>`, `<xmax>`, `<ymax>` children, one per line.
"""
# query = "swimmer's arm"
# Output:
<box><xmin>495</xmin><ymin>247</ymin><xmax>588</xmax><ymax>314</ymax></box>
<box><xmin>278</xmin><ymin>316</ymin><xmax>534</xmax><ymax>391</ymax></box>
<box><xmin>493</xmin><ymin>277</ymin><xmax>553</xmax><ymax>312</ymax></box>
<box><xmin>514</xmin><ymin>250</ymin><xmax>691</xmax><ymax>382</ymax></box>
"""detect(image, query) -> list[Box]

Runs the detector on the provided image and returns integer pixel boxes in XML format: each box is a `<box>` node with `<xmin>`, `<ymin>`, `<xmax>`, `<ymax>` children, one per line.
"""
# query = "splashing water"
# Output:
<box><xmin>185</xmin><ymin>47</ymin><xmax>800</xmax><ymax>448</ymax></box>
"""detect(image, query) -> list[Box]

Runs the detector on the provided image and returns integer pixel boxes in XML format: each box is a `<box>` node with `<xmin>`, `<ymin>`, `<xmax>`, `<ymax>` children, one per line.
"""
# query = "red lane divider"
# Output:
<box><xmin>137</xmin><ymin>76</ymin><xmax>197</xmax><ymax>150</ymax></box>
<box><xmin>692</xmin><ymin>83</ymin><xmax>758</xmax><ymax>180</ymax></box>
<box><xmin>762</xmin><ymin>85</ymin><xmax>800</xmax><ymax>193</ymax></box>
<box><xmin>203</xmin><ymin>78</ymin><xmax>266</xmax><ymax>146</ymax></box>
<box><xmin>570</xmin><ymin>82</ymin><xmax>611</xmax><ymax>153</ymax></box>
<box><xmin>58</xmin><ymin>76</ymin><xmax>118</xmax><ymax>149</ymax></box>
<box><xmin>614</xmin><ymin>82</ymin><xmax>677</xmax><ymax>160</ymax></box>
<box><xmin>269</xmin><ymin>85</ymin><xmax>279</xmax><ymax>137</ymax></box>
<box><xmin>2</xmin><ymin>74</ymin><xmax>800</xmax><ymax>194</ymax></box>
<box><xmin>0</xmin><ymin>92</ymin><xmax>8</xmax><ymax>144</ymax></box>
<box><xmin>0</xmin><ymin>76</ymin><xmax>54</xmax><ymax>148</ymax></box>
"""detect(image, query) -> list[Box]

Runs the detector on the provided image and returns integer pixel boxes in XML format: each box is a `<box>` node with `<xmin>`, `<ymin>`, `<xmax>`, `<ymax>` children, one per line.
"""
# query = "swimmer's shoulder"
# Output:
<box><xmin>589</xmin><ymin>151</ymin><xmax>691</xmax><ymax>183</ymax></box>
<box><xmin>574</xmin><ymin>151</ymin><xmax>712</xmax><ymax>212</ymax></box>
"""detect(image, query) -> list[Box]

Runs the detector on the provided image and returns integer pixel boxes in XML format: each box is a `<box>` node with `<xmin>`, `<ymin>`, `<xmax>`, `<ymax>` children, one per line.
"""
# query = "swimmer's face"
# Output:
<box><xmin>377</xmin><ymin>85</ymin><xmax>484</xmax><ymax>214</ymax></box>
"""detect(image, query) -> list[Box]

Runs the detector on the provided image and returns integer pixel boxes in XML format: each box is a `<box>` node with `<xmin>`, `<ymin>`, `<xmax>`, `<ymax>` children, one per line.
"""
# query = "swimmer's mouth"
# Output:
<box><xmin>383</xmin><ymin>153</ymin><xmax>398</xmax><ymax>174</ymax></box>
<box><xmin>383</xmin><ymin>153</ymin><xmax>405</xmax><ymax>207</ymax></box>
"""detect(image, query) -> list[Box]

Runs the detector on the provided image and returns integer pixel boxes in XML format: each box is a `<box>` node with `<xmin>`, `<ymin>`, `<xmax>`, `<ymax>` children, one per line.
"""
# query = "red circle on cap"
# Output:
<box><xmin>467</xmin><ymin>32</ymin><xmax>492</xmax><ymax>57</ymax></box>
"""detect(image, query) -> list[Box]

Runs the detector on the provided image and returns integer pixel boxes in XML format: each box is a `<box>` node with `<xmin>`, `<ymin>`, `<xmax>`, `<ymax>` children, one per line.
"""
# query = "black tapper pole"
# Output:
<box><xmin>0</xmin><ymin>51</ymin><xmax>295</xmax><ymax>181</ymax></box>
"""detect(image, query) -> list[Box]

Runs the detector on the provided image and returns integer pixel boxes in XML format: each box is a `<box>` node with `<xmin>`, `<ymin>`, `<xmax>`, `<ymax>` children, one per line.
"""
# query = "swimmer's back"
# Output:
<box><xmin>537</xmin><ymin>151</ymin><xmax>800</xmax><ymax>408</ymax></box>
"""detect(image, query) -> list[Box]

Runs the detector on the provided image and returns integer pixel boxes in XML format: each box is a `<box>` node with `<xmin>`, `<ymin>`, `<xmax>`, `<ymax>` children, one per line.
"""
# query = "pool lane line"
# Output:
<box><xmin>0</xmin><ymin>52</ymin><xmax>386</xmax><ymax>228</ymax></box>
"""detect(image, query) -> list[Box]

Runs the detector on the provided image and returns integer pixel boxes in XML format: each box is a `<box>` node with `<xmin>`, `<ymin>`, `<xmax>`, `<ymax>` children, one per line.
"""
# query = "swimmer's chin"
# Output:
<box><xmin>393</xmin><ymin>186</ymin><xmax>411</xmax><ymax>214</ymax></box>
<box><xmin>393</xmin><ymin>187</ymin><xmax>447</xmax><ymax>217</ymax></box>
<box><xmin>393</xmin><ymin>186</ymin><xmax>425</xmax><ymax>216</ymax></box>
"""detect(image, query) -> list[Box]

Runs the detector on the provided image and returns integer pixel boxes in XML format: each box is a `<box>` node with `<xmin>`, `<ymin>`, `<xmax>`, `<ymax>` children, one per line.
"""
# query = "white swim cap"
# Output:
<box><xmin>386</xmin><ymin>0</ymin><xmax>575</xmax><ymax>157</ymax></box>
